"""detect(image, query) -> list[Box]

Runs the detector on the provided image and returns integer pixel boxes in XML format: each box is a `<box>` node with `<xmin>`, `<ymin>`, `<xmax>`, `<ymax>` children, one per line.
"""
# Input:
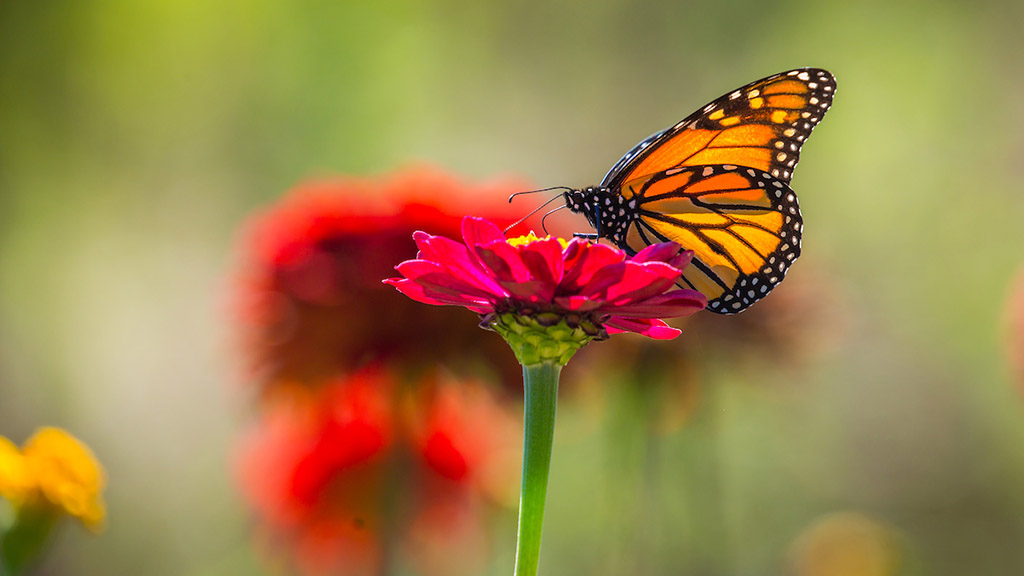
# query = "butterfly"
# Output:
<box><xmin>563</xmin><ymin>68</ymin><xmax>835</xmax><ymax>314</ymax></box>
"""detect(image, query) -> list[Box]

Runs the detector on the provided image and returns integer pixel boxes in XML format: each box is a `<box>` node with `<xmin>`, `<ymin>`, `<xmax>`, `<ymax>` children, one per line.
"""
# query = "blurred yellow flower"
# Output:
<box><xmin>0</xmin><ymin>437</ymin><xmax>34</xmax><ymax>501</ymax></box>
<box><xmin>0</xmin><ymin>427</ymin><xmax>106</xmax><ymax>532</ymax></box>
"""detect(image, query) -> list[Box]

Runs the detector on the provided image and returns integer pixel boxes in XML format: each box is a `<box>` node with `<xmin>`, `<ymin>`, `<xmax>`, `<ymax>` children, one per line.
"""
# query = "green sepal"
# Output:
<box><xmin>483</xmin><ymin>312</ymin><xmax>602</xmax><ymax>366</ymax></box>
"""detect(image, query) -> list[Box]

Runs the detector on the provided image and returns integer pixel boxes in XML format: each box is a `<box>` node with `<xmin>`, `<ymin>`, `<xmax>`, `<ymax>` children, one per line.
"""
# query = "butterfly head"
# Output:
<box><xmin>563</xmin><ymin>187</ymin><xmax>595</xmax><ymax>222</ymax></box>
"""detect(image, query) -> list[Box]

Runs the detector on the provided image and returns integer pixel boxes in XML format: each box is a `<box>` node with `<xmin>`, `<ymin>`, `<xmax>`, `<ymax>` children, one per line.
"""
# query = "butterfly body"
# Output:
<box><xmin>565</xmin><ymin>68</ymin><xmax>835</xmax><ymax>314</ymax></box>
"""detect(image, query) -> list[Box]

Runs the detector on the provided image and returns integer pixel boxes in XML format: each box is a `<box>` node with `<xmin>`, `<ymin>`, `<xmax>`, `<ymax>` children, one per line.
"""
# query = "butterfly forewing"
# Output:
<box><xmin>603</xmin><ymin>68</ymin><xmax>836</xmax><ymax>189</ymax></box>
<box><xmin>619</xmin><ymin>165</ymin><xmax>802</xmax><ymax>314</ymax></box>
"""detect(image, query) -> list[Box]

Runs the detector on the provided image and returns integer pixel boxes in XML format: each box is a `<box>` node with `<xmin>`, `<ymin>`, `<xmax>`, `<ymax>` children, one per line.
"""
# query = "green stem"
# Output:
<box><xmin>1</xmin><ymin>505</ymin><xmax>58</xmax><ymax>576</ymax></box>
<box><xmin>514</xmin><ymin>361</ymin><xmax>562</xmax><ymax>576</ymax></box>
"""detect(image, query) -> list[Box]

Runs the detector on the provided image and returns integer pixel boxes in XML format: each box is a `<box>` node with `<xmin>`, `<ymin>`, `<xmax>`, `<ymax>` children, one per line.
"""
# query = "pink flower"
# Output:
<box><xmin>385</xmin><ymin>217</ymin><xmax>706</xmax><ymax>341</ymax></box>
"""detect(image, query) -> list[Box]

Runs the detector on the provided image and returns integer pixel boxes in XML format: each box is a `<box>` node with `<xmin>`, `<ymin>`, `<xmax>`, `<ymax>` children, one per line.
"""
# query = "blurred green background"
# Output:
<box><xmin>2</xmin><ymin>0</ymin><xmax>1024</xmax><ymax>574</ymax></box>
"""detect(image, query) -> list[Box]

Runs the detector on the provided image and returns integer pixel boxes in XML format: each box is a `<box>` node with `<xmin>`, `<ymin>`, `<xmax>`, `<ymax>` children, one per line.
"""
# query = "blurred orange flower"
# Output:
<box><xmin>233</xmin><ymin>165</ymin><xmax>537</xmax><ymax>392</ymax></box>
<box><xmin>236</xmin><ymin>365</ymin><xmax>518</xmax><ymax>576</ymax></box>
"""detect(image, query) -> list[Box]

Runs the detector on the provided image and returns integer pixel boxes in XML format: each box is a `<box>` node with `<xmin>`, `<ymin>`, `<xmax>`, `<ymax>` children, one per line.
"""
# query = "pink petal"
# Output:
<box><xmin>560</xmin><ymin>241</ymin><xmax>625</xmax><ymax>291</ymax></box>
<box><xmin>552</xmin><ymin>295</ymin><xmax>603</xmax><ymax>312</ymax></box>
<box><xmin>604</xmin><ymin>265</ymin><xmax>679</xmax><ymax>304</ymax></box>
<box><xmin>519</xmin><ymin>238</ymin><xmax>564</xmax><ymax>285</ymax></box>
<box><xmin>499</xmin><ymin>279</ymin><xmax>553</xmax><ymax>303</ymax></box>
<box><xmin>385</xmin><ymin>278</ymin><xmax>490</xmax><ymax>309</ymax></box>
<box><xmin>415</xmin><ymin>234</ymin><xmax>508</xmax><ymax>295</ymax></box>
<box><xmin>461</xmin><ymin>216</ymin><xmax>506</xmax><ymax>247</ymax></box>
<box><xmin>395</xmin><ymin>260</ymin><xmax>506</xmax><ymax>301</ymax></box>
<box><xmin>599</xmin><ymin>290</ymin><xmax>707</xmax><ymax>318</ymax></box>
<box><xmin>476</xmin><ymin>242</ymin><xmax>529</xmax><ymax>283</ymax></box>
<box><xmin>604</xmin><ymin>317</ymin><xmax>681</xmax><ymax>339</ymax></box>
<box><xmin>631</xmin><ymin>242</ymin><xmax>682</xmax><ymax>264</ymax></box>
<box><xmin>575</xmin><ymin>262</ymin><xmax>627</xmax><ymax>299</ymax></box>
<box><xmin>667</xmin><ymin>249</ymin><xmax>694</xmax><ymax>271</ymax></box>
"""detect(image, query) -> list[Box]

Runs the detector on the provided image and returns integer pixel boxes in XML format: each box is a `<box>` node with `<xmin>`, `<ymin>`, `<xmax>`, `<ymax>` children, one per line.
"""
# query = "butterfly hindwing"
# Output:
<box><xmin>616</xmin><ymin>164</ymin><xmax>802</xmax><ymax>314</ymax></box>
<box><xmin>602</xmin><ymin>68</ymin><xmax>835</xmax><ymax>189</ymax></box>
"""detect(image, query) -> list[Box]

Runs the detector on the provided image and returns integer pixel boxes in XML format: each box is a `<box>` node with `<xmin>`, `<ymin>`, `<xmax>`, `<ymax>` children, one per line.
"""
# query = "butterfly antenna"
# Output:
<box><xmin>508</xmin><ymin>186</ymin><xmax>573</xmax><ymax>203</ymax></box>
<box><xmin>503</xmin><ymin>193</ymin><xmax>566</xmax><ymax>234</ymax></box>
<box><xmin>540</xmin><ymin>205</ymin><xmax>567</xmax><ymax>235</ymax></box>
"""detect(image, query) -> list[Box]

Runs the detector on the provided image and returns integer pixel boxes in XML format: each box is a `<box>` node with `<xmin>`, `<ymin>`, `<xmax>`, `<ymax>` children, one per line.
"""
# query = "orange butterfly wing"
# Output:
<box><xmin>602</xmin><ymin>68</ymin><xmax>836</xmax><ymax>189</ymax></box>
<box><xmin>616</xmin><ymin>165</ymin><xmax>802</xmax><ymax>313</ymax></box>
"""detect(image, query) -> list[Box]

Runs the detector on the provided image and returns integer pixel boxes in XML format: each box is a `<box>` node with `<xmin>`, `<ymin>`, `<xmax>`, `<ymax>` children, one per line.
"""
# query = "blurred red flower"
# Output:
<box><xmin>233</xmin><ymin>166</ymin><xmax>538</xmax><ymax>391</ymax></box>
<box><xmin>237</xmin><ymin>365</ymin><xmax>518</xmax><ymax>576</ymax></box>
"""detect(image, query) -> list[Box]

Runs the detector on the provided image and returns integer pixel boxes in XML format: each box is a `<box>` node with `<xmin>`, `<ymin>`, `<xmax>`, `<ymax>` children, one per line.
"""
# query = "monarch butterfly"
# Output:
<box><xmin>564</xmin><ymin>68</ymin><xmax>835</xmax><ymax>314</ymax></box>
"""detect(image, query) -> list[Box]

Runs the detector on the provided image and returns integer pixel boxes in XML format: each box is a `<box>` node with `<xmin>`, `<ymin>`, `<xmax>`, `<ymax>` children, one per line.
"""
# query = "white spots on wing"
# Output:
<box><xmin>797</xmin><ymin>71</ymin><xmax>810</xmax><ymax>81</ymax></box>
<box><xmin>702</xmin><ymin>166</ymin><xmax>714</xmax><ymax>177</ymax></box>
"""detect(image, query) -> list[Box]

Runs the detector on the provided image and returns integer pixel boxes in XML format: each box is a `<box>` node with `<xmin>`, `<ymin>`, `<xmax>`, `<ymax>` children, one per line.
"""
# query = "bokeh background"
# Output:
<box><xmin>3</xmin><ymin>1</ymin><xmax>1024</xmax><ymax>575</ymax></box>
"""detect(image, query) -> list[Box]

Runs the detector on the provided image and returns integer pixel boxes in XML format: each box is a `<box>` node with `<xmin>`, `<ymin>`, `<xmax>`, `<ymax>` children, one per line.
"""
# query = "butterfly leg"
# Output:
<box><xmin>574</xmin><ymin>206</ymin><xmax>601</xmax><ymax>241</ymax></box>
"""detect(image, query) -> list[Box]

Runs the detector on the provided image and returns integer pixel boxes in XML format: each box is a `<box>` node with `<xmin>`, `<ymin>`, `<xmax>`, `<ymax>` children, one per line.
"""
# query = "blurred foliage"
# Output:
<box><xmin>2</xmin><ymin>0</ymin><xmax>1024</xmax><ymax>575</ymax></box>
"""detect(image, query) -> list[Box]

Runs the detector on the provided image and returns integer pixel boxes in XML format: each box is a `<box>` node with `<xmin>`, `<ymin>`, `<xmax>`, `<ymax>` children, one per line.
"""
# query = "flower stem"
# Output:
<box><xmin>514</xmin><ymin>361</ymin><xmax>562</xmax><ymax>576</ymax></box>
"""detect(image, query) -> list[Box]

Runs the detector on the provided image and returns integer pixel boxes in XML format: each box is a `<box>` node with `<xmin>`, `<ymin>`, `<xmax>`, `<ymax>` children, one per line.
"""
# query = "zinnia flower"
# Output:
<box><xmin>386</xmin><ymin>216</ymin><xmax>706</xmax><ymax>576</ymax></box>
<box><xmin>385</xmin><ymin>216</ymin><xmax>706</xmax><ymax>364</ymax></box>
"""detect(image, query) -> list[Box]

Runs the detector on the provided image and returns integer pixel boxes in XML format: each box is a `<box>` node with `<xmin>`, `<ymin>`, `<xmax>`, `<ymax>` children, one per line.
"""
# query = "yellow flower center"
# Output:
<box><xmin>507</xmin><ymin>232</ymin><xmax>570</xmax><ymax>249</ymax></box>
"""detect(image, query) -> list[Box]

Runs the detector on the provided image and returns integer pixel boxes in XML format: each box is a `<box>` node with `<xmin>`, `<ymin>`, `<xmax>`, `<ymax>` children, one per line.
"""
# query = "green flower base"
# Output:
<box><xmin>484</xmin><ymin>312</ymin><xmax>602</xmax><ymax>366</ymax></box>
